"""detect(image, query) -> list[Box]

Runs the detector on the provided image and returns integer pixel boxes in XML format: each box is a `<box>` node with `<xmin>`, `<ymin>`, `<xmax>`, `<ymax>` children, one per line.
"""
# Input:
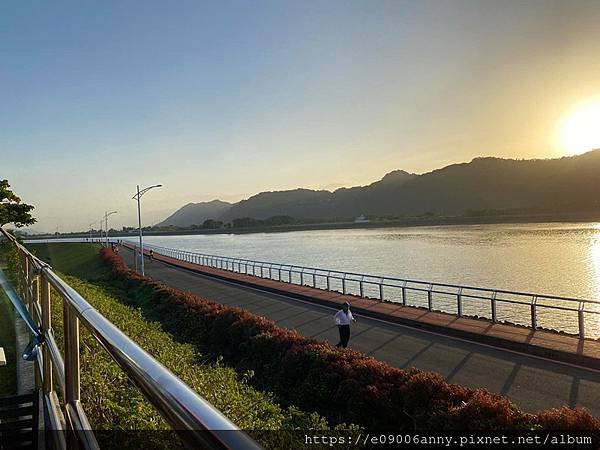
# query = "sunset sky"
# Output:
<box><xmin>2</xmin><ymin>1</ymin><xmax>600</xmax><ymax>232</ymax></box>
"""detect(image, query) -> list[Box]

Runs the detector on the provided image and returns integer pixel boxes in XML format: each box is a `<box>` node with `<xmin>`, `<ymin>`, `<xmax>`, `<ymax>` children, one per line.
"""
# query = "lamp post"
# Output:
<box><xmin>132</xmin><ymin>184</ymin><xmax>162</xmax><ymax>276</ymax></box>
<box><xmin>103</xmin><ymin>211</ymin><xmax>117</xmax><ymax>247</ymax></box>
<box><xmin>88</xmin><ymin>222</ymin><xmax>95</xmax><ymax>242</ymax></box>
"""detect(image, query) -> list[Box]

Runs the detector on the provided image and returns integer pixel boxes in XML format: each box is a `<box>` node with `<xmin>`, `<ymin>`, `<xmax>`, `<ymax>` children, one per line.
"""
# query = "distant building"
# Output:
<box><xmin>354</xmin><ymin>215</ymin><xmax>370</xmax><ymax>223</ymax></box>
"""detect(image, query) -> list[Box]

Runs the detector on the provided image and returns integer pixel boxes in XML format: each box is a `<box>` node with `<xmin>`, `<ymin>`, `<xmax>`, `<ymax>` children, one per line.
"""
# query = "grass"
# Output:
<box><xmin>22</xmin><ymin>243</ymin><xmax>347</xmax><ymax>448</ymax></box>
<box><xmin>29</xmin><ymin>242</ymin><xmax>105</xmax><ymax>279</ymax></box>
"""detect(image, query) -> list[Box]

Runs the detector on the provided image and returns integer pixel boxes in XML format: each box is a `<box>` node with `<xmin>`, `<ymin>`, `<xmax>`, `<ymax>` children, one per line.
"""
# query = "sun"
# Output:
<box><xmin>558</xmin><ymin>96</ymin><xmax>600</xmax><ymax>156</ymax></box>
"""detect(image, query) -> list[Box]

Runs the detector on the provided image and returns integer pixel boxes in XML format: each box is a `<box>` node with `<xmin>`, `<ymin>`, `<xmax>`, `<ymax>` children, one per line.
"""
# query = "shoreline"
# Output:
<box><xmin>26</xmin><ymin>211</ymin><xmax>600</xmax><ymax>240</ymax></box>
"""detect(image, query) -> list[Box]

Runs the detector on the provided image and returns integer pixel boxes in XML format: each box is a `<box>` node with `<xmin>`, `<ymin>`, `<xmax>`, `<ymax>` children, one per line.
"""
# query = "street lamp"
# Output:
<box><xmin>132</xmin><ymin>184</ymin><xmax>162</xmax><ymax>276</ymax></box>
<box><xmin>89</xmin><ymin>222</ymin><xmax>96</xmax><ymax>242</ymax></box>
<box><xmin>103</xmin><ymin>211</ymin><xmax>118</xmax><ymax>247</ymax></box>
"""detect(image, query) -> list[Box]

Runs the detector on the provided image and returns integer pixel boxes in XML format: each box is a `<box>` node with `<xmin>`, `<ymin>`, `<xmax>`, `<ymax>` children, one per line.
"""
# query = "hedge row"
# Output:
<box><xmin>101</xmin><ymin>248</ymin><xmax>600</xmax><ymax>431</ymax></box>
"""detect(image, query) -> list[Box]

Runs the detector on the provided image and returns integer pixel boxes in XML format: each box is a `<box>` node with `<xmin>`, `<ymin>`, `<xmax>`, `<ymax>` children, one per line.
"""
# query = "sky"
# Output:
<box><xmin>2</xmin><ymin>0</ymin><xmax>600</xmax><ymax>232</ymax></box>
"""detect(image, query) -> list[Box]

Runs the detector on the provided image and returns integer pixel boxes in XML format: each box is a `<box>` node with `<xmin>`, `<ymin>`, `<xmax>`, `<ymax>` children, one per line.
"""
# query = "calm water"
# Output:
<box><xmin>33</xmin><ymin>222</ymin><xmax>600</xmax><ymax>336</ymax></box>
<box><xmin>129</xmin><ymin>222</ymin><xmax>600</xmax><ymax>337</ymax></box>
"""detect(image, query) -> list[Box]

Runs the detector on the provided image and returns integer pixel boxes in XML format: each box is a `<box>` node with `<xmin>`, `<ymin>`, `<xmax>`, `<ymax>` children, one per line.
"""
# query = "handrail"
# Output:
<box><xmin>136</xmin><ymin>241</ymin><xmax>600</xmax><ymax>305</ymax></box>
<box><xmin>119</xmin><ymin>241</ymin><xmax>599</xmax><ymax>339</ymax></box>
<box><xmin>2</xmin><ymin>229</ymin><xmax>262</xmax><ymax>450</ymax></box>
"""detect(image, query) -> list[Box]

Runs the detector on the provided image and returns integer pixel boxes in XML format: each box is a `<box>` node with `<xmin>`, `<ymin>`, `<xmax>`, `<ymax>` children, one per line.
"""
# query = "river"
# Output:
<box><xmin>134</xmin><ymin>222</ymin><xmax>600</xmax><ymax>301</ymax></box>
<box><xmin>31</xmin><ymin>222</ymin><xmax>600</xmax><ymax>337</ymax></box>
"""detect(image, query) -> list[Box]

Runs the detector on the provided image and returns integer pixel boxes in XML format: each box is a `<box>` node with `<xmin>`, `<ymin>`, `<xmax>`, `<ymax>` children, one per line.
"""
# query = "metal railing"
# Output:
<box><xmin>1</xmin><ymin>229</ymin><xmax>261</xmax><ymax>450</ymax></box>
<box><xmin>125</xmin><ymin>242</ymin><xmax>600</xmax><ymax>339</ymax></box>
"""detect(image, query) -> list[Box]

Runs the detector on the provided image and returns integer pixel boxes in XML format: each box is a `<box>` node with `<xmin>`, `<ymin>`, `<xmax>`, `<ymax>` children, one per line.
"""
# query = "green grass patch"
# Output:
<box><xmin>27</xmin><ymin>242</ymin><xmax>105</xmax><ymax>280</ymax></box>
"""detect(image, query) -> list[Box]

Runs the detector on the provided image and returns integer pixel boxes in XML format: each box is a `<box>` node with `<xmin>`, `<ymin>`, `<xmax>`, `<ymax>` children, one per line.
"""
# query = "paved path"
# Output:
<box><xmin>120</xmin><ymin>247</ymin><xmax>600</xmax><ymax>416</ymax></box>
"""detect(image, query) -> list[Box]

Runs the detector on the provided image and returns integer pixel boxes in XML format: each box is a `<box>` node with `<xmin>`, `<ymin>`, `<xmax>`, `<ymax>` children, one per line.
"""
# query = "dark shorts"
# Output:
<box><xmin>336</xmin><ymin>325</ymin><xmax>350</xmax><ymax>348</ymax></box>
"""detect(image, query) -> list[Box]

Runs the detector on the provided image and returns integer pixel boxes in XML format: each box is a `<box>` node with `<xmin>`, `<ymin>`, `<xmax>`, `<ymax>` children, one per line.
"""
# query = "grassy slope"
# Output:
<box><xmin>25</xmin><ymin>243</ymin><xmax>335</xmax><ymax>445</ymax></box>
<box><xmin>31</xmin><ymin>242</ymin><xmax>105</xmax><ymax>279</ymax></box>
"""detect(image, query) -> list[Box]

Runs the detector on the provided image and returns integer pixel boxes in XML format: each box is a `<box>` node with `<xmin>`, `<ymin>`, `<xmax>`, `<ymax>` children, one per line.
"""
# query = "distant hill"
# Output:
<box><xmin>158</xmin><ymin>150</ymin><xmax>600</xmax><ymax>225</ymax></box>
<box><xmin>218</xmin><ymin>169</ymin><xmax>418</xmax><ymax>222</ymax></box>
<box><xmin>156</xmin><ymin>200</ymin><xmax>232</xmax><ymax>227</ymax></box>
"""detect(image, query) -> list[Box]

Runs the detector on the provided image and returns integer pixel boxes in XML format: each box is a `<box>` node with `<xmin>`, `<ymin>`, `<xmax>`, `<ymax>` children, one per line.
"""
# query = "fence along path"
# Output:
<box><xmin>123</xmin><ymin>242</ymin><xmax>600</xmax><ymax>339</ymax></box>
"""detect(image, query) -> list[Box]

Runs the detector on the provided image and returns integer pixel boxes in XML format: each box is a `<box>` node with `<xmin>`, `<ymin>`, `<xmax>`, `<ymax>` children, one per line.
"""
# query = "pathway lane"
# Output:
<box><xmin>120</xmin><ymin>247</ymin><xmax>600</xmax><ymax>417</ymax></box>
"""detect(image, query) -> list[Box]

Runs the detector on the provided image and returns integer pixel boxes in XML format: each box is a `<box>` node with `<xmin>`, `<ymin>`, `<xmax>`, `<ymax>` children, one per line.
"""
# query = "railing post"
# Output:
<box><xmin>41</xmin><ymin>276</ymin><xmax>53</xmax><ymax>395</ymax></box>
<box><xmin>427</xmin><ymin>284</ymin><xmax>433</xmax><ymax>311</ymax></box>
<box><xmin>63</xmin><ymin>304</ymin><xmax>81</xmax><ymax>431</ymax></box>
<box><xmin>23</xmin><ymin>253</ymin><xmax>30</xmax><ymax>308</ymax></box>
<box><xmin>401</xmin><ymin>284</ymin><xmax>407</xmax><ymax>306</ymax></box>
<box><xmin>278</xmin><ymin>268</ymin><xmax>282</xmax><ymax>281</ymax></box>
<box><xmin>312</xmin><ymin>273</ymin><xmax>316</xmax><ymax>287</ymax></box>
<box><xmin>260</xmin><ymin>266</ymin><xmax>263</xmax><ymax>278</ymax></box>
<box><xmin>31</xmin><ymin>270</ymin><xmax>41</xmax><ymax>323</ymax></box>
<box><xmin>300</xmin><ymin>271</ymin><xmax>304</xmax><ymax>286</ymax></box>
<box><xmin>289</xmin><ymin>269</ymin><xmax>292</xmax><ymax>283</ymax></box>
<box><xmin>531</xmin><ymin>296</ymin><xmax>537</xmax><ymax>330</ymax></box>
<box><xmin>326</xmin><ymin>275</ymin><xmax>330</xmax><ymax>291</ymax></box>
<box><xmin>457</xmin><ymin>287</ymin><xmax>463</xmax><ymax>317</ymax></box>
<box><xmin>491</xmin><ymin>291</ymin><xmax>497</xmax><ymax>323</ymax></box>
<box><xmin>342</xmin><ymin>277</ymin><xmax>346</xmax><ymax>295</ymax></box>
<box><xmin>379</xmin><ymin>283</ymin><xmax>384</xmax><ymax>302</ymax></box>
<box><xmin>359</xmin><ymin>280</ymin><xmax>364</xmax><ymax>298</ymax></box>
<box><xmin>578</xmin><ymin>303</ymin><xmax>585</xmax><ymax>339</ymax></box>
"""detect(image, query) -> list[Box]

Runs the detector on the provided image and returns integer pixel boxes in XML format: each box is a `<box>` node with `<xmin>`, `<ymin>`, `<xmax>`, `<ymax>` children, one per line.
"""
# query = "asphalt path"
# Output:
<box><xmin>120</xmin><ymin>247</ymin><xmax>600</xmax><ymax>416</ymax></box>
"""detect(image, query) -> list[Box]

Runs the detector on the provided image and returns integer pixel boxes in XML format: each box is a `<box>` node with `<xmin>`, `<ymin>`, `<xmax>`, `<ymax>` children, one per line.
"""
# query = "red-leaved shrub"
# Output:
<box><xmin>99</xmin><ymin>248</ymin><xmax>600</xmax><ymax>431</ymax></box>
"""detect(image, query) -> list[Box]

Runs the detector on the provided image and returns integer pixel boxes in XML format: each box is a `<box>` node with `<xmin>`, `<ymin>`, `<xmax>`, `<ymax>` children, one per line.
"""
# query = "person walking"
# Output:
<box><xmin>333</xmin><ymin>302</ymin><xmax>356</xmax><ymax>348</ymax></box>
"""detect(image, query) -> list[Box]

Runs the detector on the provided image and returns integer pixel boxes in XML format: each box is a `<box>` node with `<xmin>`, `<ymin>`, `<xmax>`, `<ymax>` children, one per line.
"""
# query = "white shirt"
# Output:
<box><xmin>333</xmin><ymin>309</ymin><xmax>354</xmax><ymax>325</ymax></box>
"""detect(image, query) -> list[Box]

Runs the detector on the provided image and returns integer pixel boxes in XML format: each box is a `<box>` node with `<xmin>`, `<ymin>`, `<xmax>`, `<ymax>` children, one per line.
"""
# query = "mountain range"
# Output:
<box><xmin>157</xmin><ymin>149</ymin><xmax>600</xmax><ymax>227</ymax></box>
